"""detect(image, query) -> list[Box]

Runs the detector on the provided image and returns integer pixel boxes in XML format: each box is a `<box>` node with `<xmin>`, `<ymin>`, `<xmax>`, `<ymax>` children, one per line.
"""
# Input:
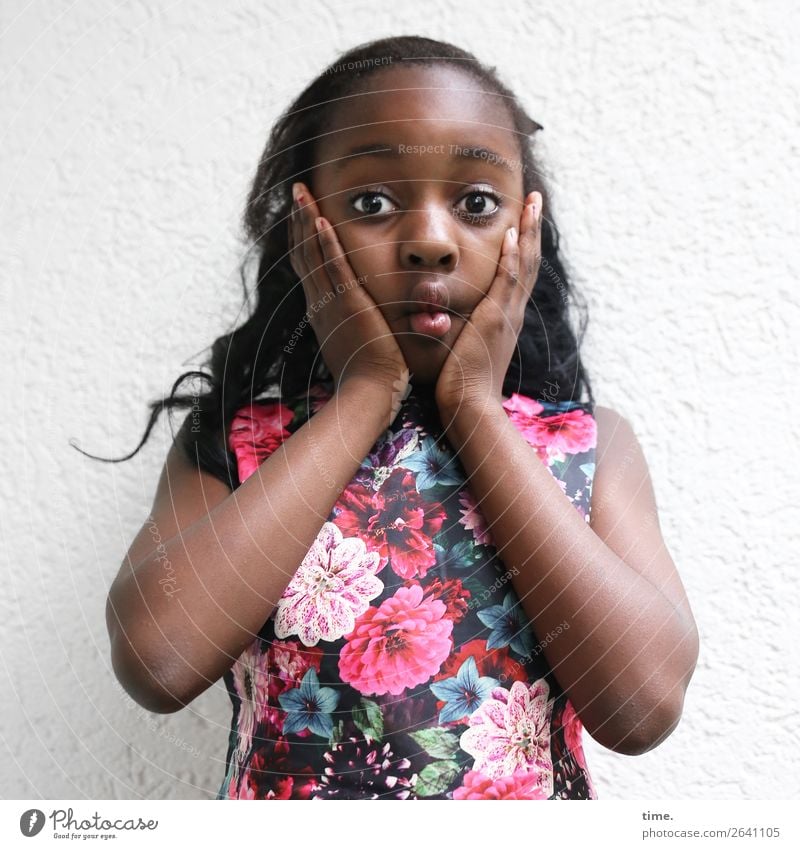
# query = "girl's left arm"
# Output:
<box><xmin>442</xmin><ymin>399</ymin><xmax>700</xmax><ymax>755</ymax></box>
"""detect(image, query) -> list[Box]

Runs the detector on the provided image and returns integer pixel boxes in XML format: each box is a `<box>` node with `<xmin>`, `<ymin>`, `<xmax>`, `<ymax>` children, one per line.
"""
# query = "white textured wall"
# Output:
<box><xmin>2</xmin><ymin>0</ymin><xmax>798</xmax><ymax>800</ymax></box>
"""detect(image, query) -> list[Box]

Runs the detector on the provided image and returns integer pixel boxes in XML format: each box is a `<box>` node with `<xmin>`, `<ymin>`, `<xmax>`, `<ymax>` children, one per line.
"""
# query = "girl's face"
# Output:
<box><xmin>310</xmin><ymin>65</ymin><xmax>526</xmax><ymax>385</ymax></box>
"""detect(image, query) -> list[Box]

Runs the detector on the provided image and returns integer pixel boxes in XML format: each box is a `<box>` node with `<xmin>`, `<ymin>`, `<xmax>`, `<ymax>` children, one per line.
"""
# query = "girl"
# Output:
<box><xmin>100</xmin><ymin>35</ymin><xmax>699</xmax><ymax>800</ymax></box>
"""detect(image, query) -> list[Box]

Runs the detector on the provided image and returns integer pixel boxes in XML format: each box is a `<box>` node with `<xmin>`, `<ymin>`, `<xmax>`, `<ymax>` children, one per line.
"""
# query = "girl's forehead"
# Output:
<box><xmin>323</xmin><ymin>64</ymin><xmax>517</xmax><ymax>135</ymax></box>
<box><xmin>314</xmin><ymin>66</ymin><xmax>521</xmax><ymax>170</ymax></box>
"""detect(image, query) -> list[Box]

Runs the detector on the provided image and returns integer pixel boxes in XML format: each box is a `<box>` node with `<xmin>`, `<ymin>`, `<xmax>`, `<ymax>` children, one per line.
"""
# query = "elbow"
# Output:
<box><xmin>109</xmin><ymin>631</ymin><xmax>189</xmax><ymax>714</ymax></box>
<box><xmin>106</xmin><ymin>593</ymin><xmax>189</xmax><ymax>715</ymax></box>
<box><xmin>593</xmin><ymin>624</ymin><xmax>700</xmax><ymax>756</ymax></box>
<box><xmin>587</xmin><ymin>690</ymin><xmax>687</xmax><ymax>756</ymax></box>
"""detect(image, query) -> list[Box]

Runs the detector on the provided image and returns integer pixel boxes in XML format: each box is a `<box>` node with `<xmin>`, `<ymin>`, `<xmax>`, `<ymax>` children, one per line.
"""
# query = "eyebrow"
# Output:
<box><xmin>331</xmin><ymin>142</ymin><xmax>517</xmax><ymax>174</ymax></box>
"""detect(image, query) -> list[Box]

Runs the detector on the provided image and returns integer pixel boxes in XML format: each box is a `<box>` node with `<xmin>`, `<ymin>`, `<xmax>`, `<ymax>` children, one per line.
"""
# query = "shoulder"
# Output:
<box><xmin>592</xmin><ymin>404</ymin><xmax>635</xmax><ymax>466</ymax></box>
<box><xmin>589</xmin><ymin>403</ymin><xmax>656</xmax><ymax>525</ymax></box>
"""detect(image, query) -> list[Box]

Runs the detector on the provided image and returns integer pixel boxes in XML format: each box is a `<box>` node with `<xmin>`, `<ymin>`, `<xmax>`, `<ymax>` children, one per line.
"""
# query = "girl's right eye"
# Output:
<box><xmin>349</xmin><ymin>190</ymin><xmax>397</xmax><ymax>217</ymax></box>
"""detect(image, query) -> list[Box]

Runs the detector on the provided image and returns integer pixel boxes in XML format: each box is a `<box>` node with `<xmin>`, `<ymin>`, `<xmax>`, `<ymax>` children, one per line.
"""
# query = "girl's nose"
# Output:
<box><xmin>399</xmin><ymin>210</ymin><xmax>460</xmax><ymax>270</ymax></box>
<box><xmin>405</xmin><ymin>245</ymin><xmax>457</xmax><ymax>269</ymax></box>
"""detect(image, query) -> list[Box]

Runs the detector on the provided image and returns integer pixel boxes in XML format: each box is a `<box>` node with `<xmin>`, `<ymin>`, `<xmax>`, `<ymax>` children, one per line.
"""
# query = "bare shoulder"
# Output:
<box><xmin>592</xmin><ymin>404</ymin><xmax>633</xmax><ymax>466</ymax></box>
<box><xmin>589</xmin><ymin>403</ymin><xmax>697</xmax><ymax>626</ymax></box>
<box><xmin>590</xmin><ymin>403</ymin><xmax>651</xmax><ymax>524</ymax></box>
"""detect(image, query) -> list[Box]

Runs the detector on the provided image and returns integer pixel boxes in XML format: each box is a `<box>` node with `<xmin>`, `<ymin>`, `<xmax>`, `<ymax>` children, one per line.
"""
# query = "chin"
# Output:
<box><xmin>397</xmin><ymin>341</ymin><xmax>448</xmax><ymax>387</ymax></box>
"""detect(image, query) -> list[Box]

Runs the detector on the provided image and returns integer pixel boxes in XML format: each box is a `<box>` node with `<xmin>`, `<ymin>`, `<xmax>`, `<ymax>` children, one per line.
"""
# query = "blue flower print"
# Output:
<box><xmin>429</xmin><ymin>657</ymin><xmax>499</xmax><ymax>723</ymax></box>
<box><xmin>398</xmin><ymin>435</ymin><xmax>463</xmax><ymax>491</ymax></box>
<box><xmin>278</xmin><ymin>667</ymin><xmax>340</xmax><ymax>738</ymax></box>
<box><xmin>477</xmin><ymin>591</ymin><xmax>536</xmax><ymax>656</ymax></box>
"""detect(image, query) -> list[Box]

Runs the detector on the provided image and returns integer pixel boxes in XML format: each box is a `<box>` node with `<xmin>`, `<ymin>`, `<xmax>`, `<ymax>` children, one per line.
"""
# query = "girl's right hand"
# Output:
<box><xmin>288</xmin><ymin>182</ymin><xmax>410</xmax><ymax>397</ymax></box>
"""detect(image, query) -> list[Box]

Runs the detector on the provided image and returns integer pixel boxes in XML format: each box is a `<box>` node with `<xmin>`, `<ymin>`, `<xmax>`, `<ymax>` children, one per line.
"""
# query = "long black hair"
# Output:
<box><xmin>73</xmin><ymin>35</ymin><xmax>594</xmax><ymax>491</ymax></box>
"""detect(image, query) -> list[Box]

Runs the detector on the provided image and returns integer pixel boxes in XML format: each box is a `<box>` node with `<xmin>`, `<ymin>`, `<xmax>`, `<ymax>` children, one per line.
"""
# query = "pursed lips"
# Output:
<box><xmin>403</xmin><ymin>278</ymin><xmax>454</xmax><ymax>316</ymax></box>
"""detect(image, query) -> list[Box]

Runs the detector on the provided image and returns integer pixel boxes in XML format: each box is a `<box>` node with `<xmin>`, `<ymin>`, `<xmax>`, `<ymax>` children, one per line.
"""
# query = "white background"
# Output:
<box><xmin>1</xmin><ymin>0</ymin><xmax>798</xmax><ymax>799</ymax></box>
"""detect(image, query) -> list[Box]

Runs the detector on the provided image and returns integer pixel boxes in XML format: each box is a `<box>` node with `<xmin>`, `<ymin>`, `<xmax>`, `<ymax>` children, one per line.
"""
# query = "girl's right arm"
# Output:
<box><xmin>109</xmin><ymin>181</ymin><xmax>409</xmax><ymax>713</ymax></box>
<box><xmin>106</xmin><ymin>377</ymin><xmax>397</xmax><ymax>713</ymax></box>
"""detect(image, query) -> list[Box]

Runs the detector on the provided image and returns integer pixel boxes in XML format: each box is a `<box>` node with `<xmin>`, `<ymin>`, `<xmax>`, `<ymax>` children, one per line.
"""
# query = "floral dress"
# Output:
<box><xmin>216</xmin><ymin>379</ymin><xmax>599</xmax><ymax>800</ymax></box>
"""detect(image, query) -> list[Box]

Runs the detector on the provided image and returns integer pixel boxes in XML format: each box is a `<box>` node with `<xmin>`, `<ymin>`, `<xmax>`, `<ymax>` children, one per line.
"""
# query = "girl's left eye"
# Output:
<box><xmin>455</xmin><ymin>189</ymin><xmax>502</xmax><ymax>218</ymax></box>
<box><xmin>347</xmin><ymin>188</ymin><xmax>502</xmax><ymax>220</ymax></box>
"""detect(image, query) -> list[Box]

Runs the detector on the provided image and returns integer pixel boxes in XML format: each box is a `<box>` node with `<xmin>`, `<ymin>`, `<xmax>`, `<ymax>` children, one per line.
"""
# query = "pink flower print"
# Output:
<box><xmin>458</xmin><ymin>489</ymin><xmax>493</xmax><ymax>547</ymax></box>
<box><xmin>534</xmin><ymin>409</ymin><xmax>596</xmax><ymax>460</ymax></box>
<box><xmin>274</xmin><ymin>522</ymin><xmax>383</xmax><ymax>646</ymax></box>
<box><xmin>453</xmin><ymin>768</ymin><xmax>549</xmax><ymax>800</ymax></box>
<box><xmin>339</xmin><ymin>583</ymin><xmax>453</xmax><ymax>696</ymax></box>
<box><xmin>501</xmin><ymin>393</ymin><xmax>544</xmax><ymax>430</ymax></box>
<box><xmin>503</xmin><ymin>395</ymin><xmax>596</xmax><ymax>463</ymax></box>
<box><xmin>459</xmin><ymin>678</ymin><xmax>554</xmax><ymax>796</ymax></box>
<box><xmin>228</xmin><ymin>402</ymin><xmax>294</xmax><ymax>483</ymax></box>
<box><xmin>229</xmin><ymin>642</ymin><xmax>273</xmax><ymax>765</ymax></box>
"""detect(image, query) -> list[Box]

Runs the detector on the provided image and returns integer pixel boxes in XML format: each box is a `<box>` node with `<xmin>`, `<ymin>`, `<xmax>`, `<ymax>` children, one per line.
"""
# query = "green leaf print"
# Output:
<box><xmin>329</xmin><ymin>719</ymin><xmax>345</xmax><ymax>748</ymax></box>
<box><xmin>460</xmin><ymin>575</ymin><xmax>487</xmax><ymax>601</ymax></box>
<box><xmin>352</xmin><ymin>698</ymin><xmax>384</xmax><ymax>742</ymax></box>
<box><xmin>408</xmin><ymin>727</ymin><xmax>461</xmax><ymax>759</ymax></box>
<box><xmin>414</xmin><ymin>760</ymin><xmax>462</xmax><ymax>797</ymax></box>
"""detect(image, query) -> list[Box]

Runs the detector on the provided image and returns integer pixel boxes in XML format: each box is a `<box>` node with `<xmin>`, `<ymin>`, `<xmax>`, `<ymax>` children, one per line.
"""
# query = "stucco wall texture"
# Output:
<box><xmin>2</xmin><ymin>0</ymin><xmax>797</xmax><ymax>800</ymax></box>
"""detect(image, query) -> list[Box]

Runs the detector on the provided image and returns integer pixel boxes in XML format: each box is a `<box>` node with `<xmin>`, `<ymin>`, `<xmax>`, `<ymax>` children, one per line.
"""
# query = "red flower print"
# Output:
<box><xmin>334</xmin><ymin>467</ymin><xmax>446</xmax><ymax>580</ymax></box>
<box><xmin>234</xmin><ymin>737</ymin><xmax>321</xmax><ymax>800</ymax></box>
<box><xmin>559</xmin><ymin>699</ymin><xmax>590</xmax><ymax>773</ymax></box>
<box><xmin>419</xmin><ymin>577</ymin><xmax>471</xmax><ymax>624</ymax></box>
<box><xmin>228</xmin><ymin>402</ymin><xmax>294</xmax><ymax>483</ymax></box>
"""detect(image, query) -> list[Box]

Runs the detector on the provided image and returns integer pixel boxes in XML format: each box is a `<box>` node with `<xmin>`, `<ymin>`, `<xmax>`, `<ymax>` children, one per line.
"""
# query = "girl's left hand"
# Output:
<box><xmin>435</xmin><ymin>191</ymin><xmax>542</xmax><ymax>420</ymax></box>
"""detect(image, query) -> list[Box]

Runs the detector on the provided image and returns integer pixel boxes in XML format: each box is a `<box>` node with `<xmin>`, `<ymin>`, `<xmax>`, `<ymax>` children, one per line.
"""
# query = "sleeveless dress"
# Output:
<box><xmin>216</xmin><ymin>378</ymin><xmax>599</xmax><ymax>800</ymax></box>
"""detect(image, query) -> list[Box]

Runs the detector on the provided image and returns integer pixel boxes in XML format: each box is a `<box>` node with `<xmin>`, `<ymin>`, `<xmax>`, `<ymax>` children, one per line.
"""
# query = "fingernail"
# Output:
<box><xmin>507</xmin><ymin>226</ymin><xmax>517</xmax><ymax>244</ymax></box>
<box><xmin>315</xmin><ymin>217</ymin><xmax>326</xmax><ymax>232</ymax></box>
<box><xmin>292</xmin><ymin>183</ymin><xmax>302</xmax><ymax>202</ymax></box>
<box><xmin>532</xmin><ymin>192</ymin><xmax>542</xmax><ymax>222</ymax></box>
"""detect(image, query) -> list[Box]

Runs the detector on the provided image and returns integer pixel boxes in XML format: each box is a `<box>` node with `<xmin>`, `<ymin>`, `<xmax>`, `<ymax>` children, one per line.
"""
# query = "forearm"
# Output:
<box><xmin>109</xmin><ymin>379</ymin><xmax>395</xmax><ymax>710</ymax></box>
<box><xmin>444</xmin><ymin>400</ymin><xmax>696</xmax><ymax>753</ymax></box>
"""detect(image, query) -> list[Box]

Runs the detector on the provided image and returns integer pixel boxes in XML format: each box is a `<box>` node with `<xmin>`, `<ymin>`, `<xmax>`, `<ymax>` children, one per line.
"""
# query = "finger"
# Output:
<box><xmin>292</xmin><ymin>185</ymin><xmax>327</xmax><ymax>304</ymax></box>
<box><xmin>518</xmin><ymin>191</ymin><xmax>542</xmax><ymax>303</ymax></box>
<box><xmin>486</xmin><ymin>224</ymin><xmax>521</xmax><ymax>334</ymax></box>
<box><xmin>498</xmin><ymin>224</ymin><xmax>521</xmax><ymax>293</ymax></box>
<box><xmin>289</xmin><ymin>196</ymin><xmax>305</xmax><ymax>278</ymax></box>
<box><xmin>287</xmin><ymin>198</ymin><xmax>297</xmax><ymax>267</ymax></box>
<box><xmin>295</xmin><ymin>187</ymin><xmax>335</xmax><ymax>303</ymax></box>
<box><xmin>290</xmin><ymin>198</ymin><xmax>320</xmax><ymax>309</ymax></box>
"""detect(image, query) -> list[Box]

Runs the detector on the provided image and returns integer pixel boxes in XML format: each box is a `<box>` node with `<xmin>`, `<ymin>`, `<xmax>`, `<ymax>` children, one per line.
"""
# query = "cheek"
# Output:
<box><xmin>333</xmin><ymin>226</ymin><xmax>386</xmax><ymax>283</ymax></box>
<box><xmin>464</xmin><ymin>241</ymin><xmax>503</xmax><ymax>303</ymax></box>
